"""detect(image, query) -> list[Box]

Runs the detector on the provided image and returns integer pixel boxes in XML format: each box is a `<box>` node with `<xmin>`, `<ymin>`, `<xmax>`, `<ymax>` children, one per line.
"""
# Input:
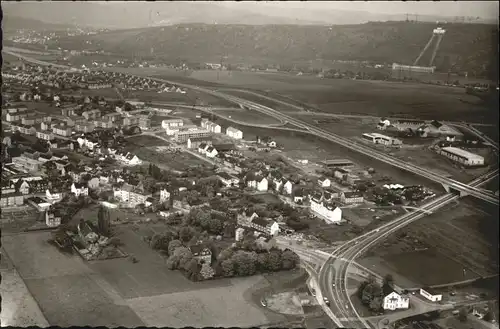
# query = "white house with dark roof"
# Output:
<box><xmin>217</xmin><ymin>172</ymin><xmax>240</xmax><ymax>187</ymax></box>
<box><xmin>205</xmin><ymin>146</ymin><xmax>218</xmax><ymax>158</ymax></box>
<box><xmin>310</xmin><ymin>192</ymin><xmax>342</xmax><ymax>223</ymax></box>
<box><xmin>247</xmin><ymin>176</ymin><xmax>268</xmax><ymax>192</ymax></box>
<box><xmin>318</xmin><ymin>177</ymin><xmax>331</xmax><ymax>188</ymax></box>
<box><xmin>71</xmin><ymin>182</ymin><xmax>89</xmax><ymax>197</ymax></box>
<box><xmin>159</xmin><ymin>188</ymin><xmax>170</xmax><ymax>203</ymax></box>
<box><xmin>383</xmin><ymin>291</ymin><xmax>410</xmax><ymax>311</ymax></box>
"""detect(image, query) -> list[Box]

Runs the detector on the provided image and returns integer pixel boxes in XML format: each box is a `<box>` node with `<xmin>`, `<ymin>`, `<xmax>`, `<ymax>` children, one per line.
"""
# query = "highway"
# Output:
<box><xmin>7</xmin><ymin>49</ymin><xmax>498</xmax><ymax>205</ymax></box>
<box><xmin>318</xmin><ymin>169</ymin><xmax>498</xmax><ymax>328</ymax></box>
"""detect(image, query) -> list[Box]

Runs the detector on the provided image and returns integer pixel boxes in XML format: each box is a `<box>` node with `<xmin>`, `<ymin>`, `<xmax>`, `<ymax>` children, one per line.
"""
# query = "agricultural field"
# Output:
<box><xmin>360</xmin><ymin>199</ymin><xmax>499</xmax><ymax>287</ymax></box>
<box><xmin>1</xmin><ymin>206</ymin><xmax>43</xmax><ymax>234</ymax></box>
<box><xmin>0</xmin><ymin>250</ymin><xmax>49</xmax><ymax>327</ymax></box>
<box><xmin>129</xmin><ymin>146</ymin><xmax>209</xmax><ymax>172</ymax></box>
<box><xmin>162</xmin><ymin>70</ymin><xmax>496</xmax><ymax>124</ymax></box>
<box><xmin>1</xmin><ymin>225</ymin><xmax>297</xmax><ymax>327</ymax></box>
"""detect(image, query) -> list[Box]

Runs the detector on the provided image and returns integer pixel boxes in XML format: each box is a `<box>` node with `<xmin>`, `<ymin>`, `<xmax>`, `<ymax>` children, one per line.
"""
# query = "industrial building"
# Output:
<box><xmin>362</xmin><ymin>133</ymin><xmax>402</xmax><ymax>146</ymax></box>
<box><xmin>321</xmin><ymin>159</ymin><xmax>354</xmax><ymax>168</ymax></box>
<box><xmin>440</xmin><ymin>147</ymin><xmax>484</xmax><ymax>166</ymax></box>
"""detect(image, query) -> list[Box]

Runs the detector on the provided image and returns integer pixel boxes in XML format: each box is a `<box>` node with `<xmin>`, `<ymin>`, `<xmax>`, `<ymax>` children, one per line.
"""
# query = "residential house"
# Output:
<box><xmin>71</xmin><ymin>182</ymin><xmax>89</xmax><ymax>197</ymax></box>
<box><xmin>293</xmin><ymin>189</ymin><xmax>304</xmax><ymax>203</ymax></box>
<box><xmin>175</xmin><ymin>129</ymin><xmax>211</xmax><ymax>142</ymax></box>
<box><xmin>82</xmin><ymin>109</ymin><xmax>101</xmax><ymax>120</ymax></box>
<box><xmin>189</xmin><ymin>244</ymin><xmax>212</xmax><ymax>264</ymax></box>
<box><xmin>26</xmin><ymin>196</ymin><xmax>51</xmax><ymax>212</ymax></box>
<box><xmin>226</xmin><ymin>127</ymin><xmax>243</xmax><ymax>139</ymax></box>
<box><xmin>258</xmin><ymin>136</ymin><xmax>277</xmax><ymax>148</ymax></box>
<box><xmin>36</xmin><ymin>130</ymin><xmax>54</xmax><ymax>141</ymax></box>
<box><xmin>45</xmin><ymin>210</ymin><xmax>62</xmax><ymax>227</ymax></box>
<box><xmin>340</xmin><ymin>191</ymin><xmax>364</xmax><ymax>205</ymax></box>
<box><xmin>15</xmin><ymin>179</ymin><xmax>31</xmax><ymax>195</ymax></box>
<box><xmin>159</xmin><ymin>188</ymin><xmax>171</xmax><ymax>203</ymax></box>
<box><xmin>45</xmin><ymin>189</ymin><xmax>62</xmax><ymax>203</ymax></box>
<box><xmin>75</xmin><ymin>122</ymin><xmax>95</xmax><ymax>133</ymax></box>
<box><xmin>187</xmin><ymin>136</ymin><xmax>213</xmax><ymax>149</ymax></box>
<box><xmin>310</xmin><ymin>192</ymin><xmax>342</xmax><ymax>224</ymax></box>
<box><xmin>282</xmin><ymin>180</ymin><xmax>293</xmax><ymax>195</ymax></box>
<box><xmin>205</xmin><ymin>146</ymin><xmax>218</xmax><ymax>158</ymax></box>
<box><xmin>383</xmin><ymin>292</ymin><xmax>410</xmax><ymax>311</ymax></box>
<box><xmin>113</xmin><ymin>183</ymin><xmax>152</xmax><ymax>207</ymax></box>
<box><xmin>0</xmin><ymin>192</ymin><xmax>24</xmax><ymax>207</ymax></box>
<box><xmin>52</xmin><ymin>123</ymin><xmax>72</xmax><ymax>137</ymax></box>
<box><xmin>201</xmin><ymin>119</ymin><xmax>222</xmax><ymax>133</ymax></box>
<box><xmin>238</xmin><ymin>212</ymin><xmax>280</xmax><ymax>237</ymax></box>
<box><xmin>318</xmin><ymin>177</ymin><xmax>331</xmax><ymax>188</ymax></box>
<box><xmin>247</xmin><ymin>176</ymin><xmax>268</xmax><ymax>192</ymax></box>
<box><xmin>217</xmin><ymin>172</ymin><xmax>239</xmax><ymax>188</ymax></box>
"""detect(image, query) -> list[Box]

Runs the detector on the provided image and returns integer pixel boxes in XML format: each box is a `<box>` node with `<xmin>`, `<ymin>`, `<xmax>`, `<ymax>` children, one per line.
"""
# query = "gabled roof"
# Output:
<box><xmin>189</xmin><ymin>244</ymin><xmax>211</xmax><ymax>255</ymax></box>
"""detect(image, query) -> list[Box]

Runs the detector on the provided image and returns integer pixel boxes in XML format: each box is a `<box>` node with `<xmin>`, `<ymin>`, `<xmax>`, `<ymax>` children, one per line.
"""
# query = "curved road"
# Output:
<box><xmin>319</xmin><ymin>169</ymin><xmax>498</xmax><ymax>328</ymax></box>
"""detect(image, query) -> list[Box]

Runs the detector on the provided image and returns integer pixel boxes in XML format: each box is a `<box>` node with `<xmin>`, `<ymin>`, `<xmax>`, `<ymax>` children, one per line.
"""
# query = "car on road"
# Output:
<box><xmin>332</xmin><ymin>283</ymin><xmax>336</xmax><ymax>287</ymax></box>
<box><xmin>323</xmin><ymin>297</ymin><xmax>330</xmax><ymax>306</ymax></box>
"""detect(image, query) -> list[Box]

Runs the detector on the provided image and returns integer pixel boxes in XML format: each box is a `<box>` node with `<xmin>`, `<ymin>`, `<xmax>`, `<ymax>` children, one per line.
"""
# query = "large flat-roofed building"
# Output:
<box><xmin>440</xmin><ymin>147</ymin><xmax>484</xmax><ymax>166</ymax></box>
<box><xmin>392</xmin><ymin>63</ymin><xmax>435</xmax><ymax>73</ymax></box>
<box><xmin>162</xmin><ymin>119</ymin><xmax>184</xmax><ymax>130</ymax></box>
<box><xmin>362</xmin><ymin>133</ymin><xmax>402</xmax><ymax>146</ymax></box>
<box><xmin>175</xmin><ymin>129</ymin><xmax>211</xmax><ymax>142</ymax></box>
<box><xmin>321</xmin><ymin>159</ymin><xmax>354</xmax><ymax>168</ymax></box>
<box><xmin>12</xmin><ymin>155</ymin><xmax>42</xmax><ymax>172</ymax></box>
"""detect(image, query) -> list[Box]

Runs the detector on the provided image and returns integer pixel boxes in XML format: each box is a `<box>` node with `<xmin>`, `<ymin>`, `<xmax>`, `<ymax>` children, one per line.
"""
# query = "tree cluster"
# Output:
<box><xmin>213</xmin><ymin>245</ymin><xmax>300</xmax><ymax>278</ymax></box>
<box><xmin>356</xmin><ymin>275</ymin><xmax>384</xmax><ymax>313</ymax></box>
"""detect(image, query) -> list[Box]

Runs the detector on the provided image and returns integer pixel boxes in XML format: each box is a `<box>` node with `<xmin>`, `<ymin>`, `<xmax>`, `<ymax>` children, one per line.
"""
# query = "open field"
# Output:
<box><xmin>66</xmin><ymin>88</ymin><xmax>121</xmax><ymax>100</ymax></box>
<box><xmin>361</xmin><ymin>199</ymin><xmax>499</xmax><ymax>287</ymax></box>
<box><xmin>1</xmin><ymin>231</ymin><xmax>145</xmax><ymax>327</ymax></box>
<box><xmin>212</xmin><ymin>108</ymin><xmax>282</xmax><ymax>125</ymax></box>
<box><xmin>1</xmin><ymin>226</ymin><xmax>287</xmax><ymax>327</ymax></box>
<box><xmin>0</xmin><ymin>250</ymin><xmax>49</xmax><ymax>327</ymax></box>
<box><xmin>131</xmin><ymin>147</ymin><xmax>209</xmax><ymax>171</ymax></box>
<box><xmin>126</xmin><ymin>275</ymin><xmax>280</xmax><ymax>328</ymax></box>
<box><xmin>219</xmin><ymin>89</ymin><xmax>305</xmax><ymax>112</ymax></box>
<box><xmin>1</xmin><ymin>206</ymin><xmax>42</xmax><ymax>234</ymax></box>
<box><xmin>157</xmin><ymin>70</ymin><xmax>497</xmax><ymax>124</ymax></box>
<box><xmin>125</xmin><ymin>134</ymin><xmax>170</xmax><ymax>147</ymax></box>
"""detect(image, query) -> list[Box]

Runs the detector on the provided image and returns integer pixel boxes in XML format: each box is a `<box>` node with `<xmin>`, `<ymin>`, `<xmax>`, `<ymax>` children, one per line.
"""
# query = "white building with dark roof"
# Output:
<box><xmin>383</xmin><ymin>292</ymin><xmax>410</xmax><ymax>311</ymax></box>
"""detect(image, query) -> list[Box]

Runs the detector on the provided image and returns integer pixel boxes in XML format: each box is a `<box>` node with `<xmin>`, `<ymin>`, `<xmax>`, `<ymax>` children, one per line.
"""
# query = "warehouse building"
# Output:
<box><xmin>440</xmin><ymin>147</ymin><xmax>484</xmax><ymax>166</ymax></box>
<box><xmin>362</xmin><ymin>133</ymin><xmax>402</xmax><ymax>146</ymax></box>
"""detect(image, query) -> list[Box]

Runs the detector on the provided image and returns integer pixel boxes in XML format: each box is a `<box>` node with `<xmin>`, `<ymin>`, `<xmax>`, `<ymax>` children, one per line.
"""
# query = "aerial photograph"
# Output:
<box><xmin>1</xmin><ymin>1</ymin><xmax>498</xmax><ymax>328</ymax></box>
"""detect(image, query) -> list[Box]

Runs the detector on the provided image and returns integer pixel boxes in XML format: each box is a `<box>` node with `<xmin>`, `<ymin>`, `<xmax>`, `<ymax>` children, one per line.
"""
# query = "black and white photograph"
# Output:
<box><xmin>1</xmin><ymin>1</ymin><xmax>499</xmax><ymax>328</ymax></box>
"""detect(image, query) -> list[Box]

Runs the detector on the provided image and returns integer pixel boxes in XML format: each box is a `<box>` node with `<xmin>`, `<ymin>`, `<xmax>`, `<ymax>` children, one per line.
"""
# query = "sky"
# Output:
<box><xmin>222</xmin><ymin>1</ymin><xmax>499</xmax><ymax>20</ymax></box>
<box><xmin>98</xmin><ymin>1</ymin><xmax>499</xmax><ymax>20</ymax></box>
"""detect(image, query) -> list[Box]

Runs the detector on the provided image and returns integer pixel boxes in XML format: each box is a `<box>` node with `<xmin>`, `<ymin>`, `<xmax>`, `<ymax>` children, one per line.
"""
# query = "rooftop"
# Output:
<box><xmin>441</xmin><ymin>147</ymin><xmax>484</xmax><ymax>160</ymax></box>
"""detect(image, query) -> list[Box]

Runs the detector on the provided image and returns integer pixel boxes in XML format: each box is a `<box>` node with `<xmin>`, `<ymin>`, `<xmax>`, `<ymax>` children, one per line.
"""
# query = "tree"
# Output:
<box><xmin>266</xmin><ymin>249</ymin><xmax>283</xmax><ymax>272</ymax></box>
<box><xmin>458</xmin><ymin>307</ymin><xmax>468</xmax><ymax>322</ymax></box>
<box><xmin>168</xmin><ymin>239</ymin><xmax>183</xmax><ymax>256</ymax></box>
<box><xmin>369</xmin><ymin>296</ymin><xmax>383</xmax><ymax>312</ymax></box>
<box><xmin>281</xmin><ymin>249</ymin><xmax>300</xmax><ymax>270</ymax></box>
<box><xmin>150</xmin><ymin>232</ymin><xmax>174</xmax><ymax>251</ymax></box>
<box><xmin>179</xmin><ymin>226</ymin><xmax>196</xmax><ymax>243</ymax></box>
<box><xmin>184</xmin><ymin>258</ymin><xmax>200</xmax><ymax>281</ymax></box>
<box><xmin>199</xmin><ymin>262</ymin><xmax>215</xmax><ymax>280</ymax></box>
<box><xmin>221</xmin><ymin>258</ymin><xmax>235</xmax><ymax>277</ymax></box>
<box><xmin>382</xmin><ymin>274</ymin><xmax>394</xmax><ymax>295</ymax></box>
<box><xmin>483</xmin><ymin>311</ymin><xmax>493</xmax><ymax>322</ymax></box>
<box><xmin>362</xmin><ymin>282</ymin><xmax>383</xmax><ymax>306</ymax></box>
<box><xmin>97</xmin><ymin>206</ymin><xmax>111</xmax><ymax>237</ymax></box>
<box><xmin>232</xmin><ymin>250</ymin><xmax>257</xmax><ymax>276</ymax></box>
